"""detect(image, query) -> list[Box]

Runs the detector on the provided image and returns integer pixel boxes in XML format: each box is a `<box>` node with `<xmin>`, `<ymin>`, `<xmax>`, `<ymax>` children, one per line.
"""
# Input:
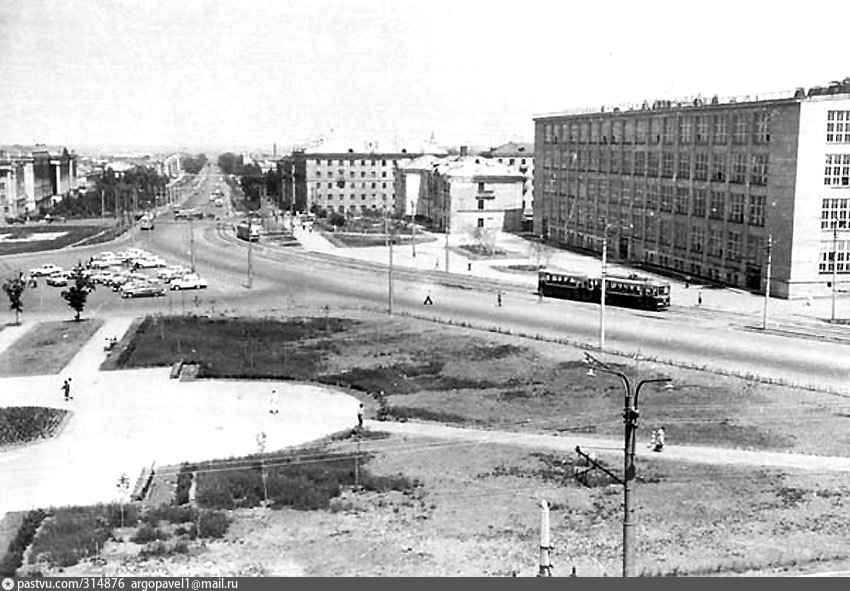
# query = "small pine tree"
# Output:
<box><xmin>2</xmin><ymin>271</ymin><xmax>28</xmax><ymax>325</ymax></box>
<box><xmin>60</xmin><ymin>263</ymin><xmax>96</xmax><ymax>322</ymax></box>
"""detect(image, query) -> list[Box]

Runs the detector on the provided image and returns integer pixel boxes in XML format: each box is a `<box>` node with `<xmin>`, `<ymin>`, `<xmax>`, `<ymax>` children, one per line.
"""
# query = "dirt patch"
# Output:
<box><xmin>0</xmin><ymin>319</ymin><xmax>103</xmax><ymax>376</ymax></box>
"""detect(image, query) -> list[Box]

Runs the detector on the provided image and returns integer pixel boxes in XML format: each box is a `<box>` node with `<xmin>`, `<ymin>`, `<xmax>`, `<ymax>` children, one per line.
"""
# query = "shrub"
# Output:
<box><xmin>28</xmin><ymin>505</ymin><xmax>115</xmax><ymax>568</ymax></box>
<box><xmin>197</xmin><ymin>511</ymin><xmax>229</xmax><ymax>539</ymax></box>
<box><xmin>130</xmin><ymin>524</ymin><xmax>168</xmax><ymax>544</ymax></box>
<box><xmin>0</xmin><ymin>509</ymin><xmax>47</xmax><ymax>576</ymax></box>
<box><xmin>105</xmin><ymin>502</ymin><xmax>140</xmax><ymax>528</ymax></box>
<box><xmin>142</xmin><ymin>505</ymin><xmax>197</xmax><ymax>526</ymax></box>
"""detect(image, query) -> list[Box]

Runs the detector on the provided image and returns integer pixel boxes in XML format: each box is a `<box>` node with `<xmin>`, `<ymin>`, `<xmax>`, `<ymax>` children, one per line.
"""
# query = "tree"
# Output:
<box><xmin>469</xmin><ymin>226</ymin><xmax>497</xmax><ymax>256</ymax></box>
<box><xmin>2</xmin><ymin>272</ymin><xmax>28</xmax><ymax>325</ymax></box>
<box><xmin>60</xmin><ymin>264</ymin><xmax>96</xmax><ymax>322</ymax></box>
<box><xmin>527</xmin><ymin>240</ymin><xmax>553</xmax><ymax>269</ymax></box>
<box><xmin>328</xmin><ymin>211</ymin><xmax>346</xmax><ymax>228</ymax></box>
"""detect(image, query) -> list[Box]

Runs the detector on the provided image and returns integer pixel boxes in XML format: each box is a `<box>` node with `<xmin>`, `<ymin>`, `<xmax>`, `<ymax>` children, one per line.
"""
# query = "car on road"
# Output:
<box><xmin>45</xmin><ymin>272</ymin><xmax>70</xmax><ymax>287</ymax></box>
<box><xmin>5</xmin><ymin>216</ymin><xmax>26</xmax><ymax>224</ymax></box>
<box><xmin>29</xmin><ymin>263</ymin><xmax>63</xmax><ymax>277</ymax></box>
<box><xmin>169</xmin><ymin>274</ymin><xmax>207</xmax><ymax>290</ymax></box>
<box><xmin>120</xmin><ymin>282</ymin><xmax>165</xmax><ymax>299</ymax></box>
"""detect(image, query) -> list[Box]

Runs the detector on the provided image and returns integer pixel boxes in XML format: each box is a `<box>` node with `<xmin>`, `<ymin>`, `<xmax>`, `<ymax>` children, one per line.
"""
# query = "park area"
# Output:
<box><xmin>0</xmin><ymin>311</ymin><xmax>848</xmax><ymax>576</ymax></box>
<box><xmin>0</xmin><ymin>223</ymin><xmax>119</xmax><ymax>255</ymax></box>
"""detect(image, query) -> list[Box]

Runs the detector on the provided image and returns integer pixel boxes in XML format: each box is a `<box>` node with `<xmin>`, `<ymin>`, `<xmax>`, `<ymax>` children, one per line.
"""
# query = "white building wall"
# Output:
<box><xmin>791</xmin><ymin>96</ymin><xmax>850</xmax><ymax>294</ymax></box>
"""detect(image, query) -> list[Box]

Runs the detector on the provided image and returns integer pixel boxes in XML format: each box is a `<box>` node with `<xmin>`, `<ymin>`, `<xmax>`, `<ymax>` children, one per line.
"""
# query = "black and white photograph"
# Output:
<box><xmin>1</xmin><ymin>0</ymin><xmax>850</xmax><ymax>579</ymax></box>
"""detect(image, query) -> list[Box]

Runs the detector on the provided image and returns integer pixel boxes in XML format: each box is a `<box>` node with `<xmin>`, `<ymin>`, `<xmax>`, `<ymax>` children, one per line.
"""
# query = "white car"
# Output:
<box><xmin>29</xmin><ymin>263</ymin><xmax>63</xmax><ymax>277</ymax></box>
<box><xmin>133</xmin><ymin>258</ymin><xmax>165</xmax><ymax>269</ymax></box>
<box><xmin>169</xmin><ymin>274</ymin><xmax>208</xmax><ymax>290</ymax></box>
<box><xmin>157</xmin><ymin>266</ymin><xmax>189</xmax><ymax>281</ymax></box>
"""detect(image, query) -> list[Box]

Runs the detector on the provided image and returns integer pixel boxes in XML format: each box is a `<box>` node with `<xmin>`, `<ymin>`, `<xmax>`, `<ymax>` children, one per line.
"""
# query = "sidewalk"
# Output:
<box><xmin>290</xmin><ymin>224</ymin><xmax>850</xmax><ymax>328</ymax></box>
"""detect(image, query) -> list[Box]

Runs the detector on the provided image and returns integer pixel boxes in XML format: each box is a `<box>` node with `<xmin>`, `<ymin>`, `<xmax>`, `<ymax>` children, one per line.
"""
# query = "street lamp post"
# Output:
<box><xmin>762</xmin><ymin>234</ymin><xmax>772</xmax><ymax>330</ymax></box>
<box><xmin>585</xmin><ymin>353</ymin><xmax>672</xmax><ymax>578</ymax></box>
<box><xmin>831</xmin><ymin>226</ymin><xmax>838</xmax><ymax>322</ymax></box>
<box><xmin>384</xmin><ymin>215</ymin><xmax>394</xmax><ymax>315</ymax></box>
<box><xmin>600</xmin><ymin>232</ymin><xmax>608</xmax><ymax>351</ymax></box>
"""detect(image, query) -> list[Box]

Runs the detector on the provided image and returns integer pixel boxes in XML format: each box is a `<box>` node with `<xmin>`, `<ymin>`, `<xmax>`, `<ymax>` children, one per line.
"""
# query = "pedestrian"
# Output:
<box><xmin>497</xmin><ymin>291</ymin><xmax>502</xmax><ymax>307</ymax></box>
<box><xmin>61</xmin><ymin>378</ymin><xmax>73</xmax><ymax>401</ymax></box>
<box><xmin>649</xmin><ymin>428</ymin><xmax>658</xmax><ymax>449</ymax></box>
<box><xmin>423</xmin><ymin>292</ymin><xmax>433</xmax><ymax>305</ymax></box>
<box><xmin>685</xmin><ymin>275</ymin><xmax>690</xmax><ymax>289</ymax></box>
<box><xmin>467</xmin><ymin>261</ymin><xmax>472</xmax><ymax>272</ymax></box>
<box><xmin>654</xmin><ymin>427</ymin><xmax>665</xmax><ymax>452</ymax></box>
<box><xmin>357</xmin><ymin>402</ymin><xmax>364</xmax><ymax>429</ymax></box>
<box><xmin>269</xmin><ymin>389</ymin><xmax>279</xmax><ymax>415</ymax></box>
<box><xmin>697</xmin><ymin>291</ymin><xmax>702</xmax><ymax>307</ymax></box>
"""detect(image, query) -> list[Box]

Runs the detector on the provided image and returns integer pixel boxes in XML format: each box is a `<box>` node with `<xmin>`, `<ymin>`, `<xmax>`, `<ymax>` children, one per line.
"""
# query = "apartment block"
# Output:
<box><xmin>533</xmin><ymin>78</ymin><xmax>850</xmax><ymax>298</ymax></box>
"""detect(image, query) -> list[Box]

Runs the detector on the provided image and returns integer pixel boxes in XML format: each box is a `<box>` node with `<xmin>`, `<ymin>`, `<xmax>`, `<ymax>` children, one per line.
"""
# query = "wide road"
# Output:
<box><xmin>4</xmin><ymin>164</ymin><xmax>850</xmax><ymax>394</ymax></box>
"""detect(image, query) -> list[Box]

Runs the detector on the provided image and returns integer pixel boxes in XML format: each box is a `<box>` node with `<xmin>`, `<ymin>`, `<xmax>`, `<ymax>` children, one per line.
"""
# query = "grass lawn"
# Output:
<box><xmin>322</xmin><ymin>232</ymin><xmax>421</xmax><ymax>248</ymax></box>
<box><xmin>0</xmin><ymin>319</ymin><xmax>103</xmax><ymax>377</ymax></box>
<box><xmin>111</xmin><ymin>314</ymin><xmax>850</xmax><ymax>456</ymax></box>
<box><xmin>0</xmin><ymin>407</ymin><xmax>70</xmax><ymax>447</ymax></box>
<box><xmin>0</xmin><ymin>225</ymin><xmax>114</xmax><ymax>255</ymax></box>
<box><xmin>31</xmin><ymin>434</ymin><xmax>850</xmax><ymax>576</ymax></box>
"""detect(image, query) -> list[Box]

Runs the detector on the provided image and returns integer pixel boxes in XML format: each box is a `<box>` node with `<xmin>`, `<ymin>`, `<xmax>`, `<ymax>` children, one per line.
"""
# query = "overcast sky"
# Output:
<box><xmin>1</xmin><ymin>0</ymin><xmax>849</xmax><ymax>152</ymax></box>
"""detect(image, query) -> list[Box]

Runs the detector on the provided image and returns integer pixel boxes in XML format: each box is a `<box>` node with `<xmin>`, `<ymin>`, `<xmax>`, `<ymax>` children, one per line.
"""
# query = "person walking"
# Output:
<box><xmin>61</xmin><ymin>378</ymin><xmax>73</xmax><ymax>401</ymax></box>
<box><xmin>653</xmin><ymin>427</ymin><xmax>666</xmax><ymax>452</ymax></box>
<box><xmin>357</xmin><ymin>402</ymin><xmax>364</xmax><ymax>429</ymax></box>
<box><xmin>423</xmin><ymin>292</ymin><xmax>433</xmax><ymax>305</ymax></box>
<box><xmin>697</xmin><ymin>291</ymin><xmax>703</xmax><ymax>307</ymax></box>
<box><xmin>269</xmin><ymin>389</ymin><xmax>279</xmax><ymax>415</ymax></box>
<box><xmin>497</xmin><ymin>291</ymin><xmax>503</xmax><ymax>307</ymax></box>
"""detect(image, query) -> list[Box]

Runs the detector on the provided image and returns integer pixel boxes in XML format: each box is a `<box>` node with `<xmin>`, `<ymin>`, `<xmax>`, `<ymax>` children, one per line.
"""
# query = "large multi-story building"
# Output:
<box><xmin>396</xmin><ymin>152</ymin><xmax>525</xmax><ymax>235</ymax></box>
<box><xmin>533</xmin><ymin>78</ymin><xmax>850</xmax><ymax>299</ymax></box>
<box><xmin>280</xmin><ymin>140</ymin><xmax>445</xmax><ymax>216</ymax></box>
<box><xmin>0</xmin><ymin>145</ymin><xmax>76</xmax><ymax>217</ymax></box>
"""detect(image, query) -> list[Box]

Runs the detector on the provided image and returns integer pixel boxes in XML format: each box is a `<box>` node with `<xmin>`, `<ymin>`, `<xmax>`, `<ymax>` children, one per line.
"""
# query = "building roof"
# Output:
<box><xmin>398</xmin><ymin>154</ymin><xmax>444</xmax><ymax>171</ymax></box>
<box><xmin>303</xmin><ymin>137</ymin><xmax>447</xmax><ymax>157</ymax></box>
<box><xmin>484</xmin><ymin>141</ymin><xmax>534</xmax><ymax>157</ymax></box>
<box><xmin>435</xmin><ymin>155</ymin><xmax>524</xmax><ymax>179</ymax></box>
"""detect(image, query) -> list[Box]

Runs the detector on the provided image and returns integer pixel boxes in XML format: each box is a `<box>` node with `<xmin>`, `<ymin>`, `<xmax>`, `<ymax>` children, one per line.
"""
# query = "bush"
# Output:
<box><xmin>130</xmin><ymin>524</ymin><xmax>168</xmax><ymax>544</ymax></box>
<box><xmin>105</xmin><ymin>503</ymin><xmax>140</xmax><ymax>529</ymax></box>
<box><xmin>27</xmin><ymin>505</ymin><xmax>115</xmax><ymax>568</ymax></box>
<box><xmin>143</xmin><ymin>505</ymin><xmax>197</xmax><ymax>526</ymax></box>
<box><xmin>0</xmin><ymin>509</ymin><xmax>47</xmax><ymax>576</ymax></box>
<box><xmin>197</xmin><ymin>511</ymin><xmax>229</xmax><ymax>539</ymax></box>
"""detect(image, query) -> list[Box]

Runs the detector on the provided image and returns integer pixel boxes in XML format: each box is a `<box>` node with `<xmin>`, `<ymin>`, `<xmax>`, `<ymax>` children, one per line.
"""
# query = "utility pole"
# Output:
<box><xmin>600</xmin><ymin>233</ymin><xmax>608</xmax><ymax>351</ymax></box>
<box><xmin>410</xmin><ymin>200</ymin><xmax>417</xmax><ymax>258</ymax></box>
<box><xmin>762</xmin><ymin>234</ymin><xmax>772</xmax><ymax>330</ymax></box>
<box><xmin>189</xmin><ymin>216</ymin><xmax>195</xmax><ymax>273</ymax></box>
<box><xmin>101</xmin><ymin>189</ymin><xmax>105</xmax><ymax>217</ymax></box>
<box><xmin>584</xmin><ymin>353</ymin><xmax>672</xmax><ymax>577</ymax></box>
<box><xmin>256</xmin><ymin>431</ymin><xmax>268</xmax><ymax>505</ymax></box>
<box><xmin>537</xmin><ymin>499</ymin><xmax>553</xmax><ymax>577</ymax></box>
<box><xmin>444</xmin><ymin>204</ymin><xmax>450</xmax><ymax>273</ymax></box>
<box><xmin>289</xmin><ymin>160</ymin><xmax>296</xmax><ymax>233</ymax></box>
<box><xmin>247</xmin><ymin>201</ymin><xmax>254</xmax><ymax>290</ymax></box>
<box><xmin>385</xmin><ymin>216</ymin><xmax>394</xmax><ymax>315</ymax></box>
<box><xmin>831</xmin><ymin>225</ymin><xmax>838</xmax><ymax>322</ymax></box>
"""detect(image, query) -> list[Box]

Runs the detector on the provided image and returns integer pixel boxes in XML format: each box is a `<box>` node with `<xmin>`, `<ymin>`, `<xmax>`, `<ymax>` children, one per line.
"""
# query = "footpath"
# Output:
<box><xmin>367</xmin><ymin>420</ymin><xmax>850</xmax><ymax>473</ymax></box>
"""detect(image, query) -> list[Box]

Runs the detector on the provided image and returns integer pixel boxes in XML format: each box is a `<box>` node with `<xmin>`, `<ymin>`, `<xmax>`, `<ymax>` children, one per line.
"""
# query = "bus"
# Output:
<box><xmin>537</xmin><ymin>269</ymin><xmax>671</xmax><ymax>311</ymax></box>
<box><xmin>236</xmin><ymin>221</ymin><xmax>260</xmax><ymax>242</ymax></box>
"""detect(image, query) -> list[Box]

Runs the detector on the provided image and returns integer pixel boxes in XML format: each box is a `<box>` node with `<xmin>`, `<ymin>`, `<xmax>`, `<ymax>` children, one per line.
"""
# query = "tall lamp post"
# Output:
<box><xmin>762</xmin><ymin>234</ymin><xmax>772</xmax><ymax>330</ymax></box>
<box><xmin>584</xmin><ymin>353</ymin><xmax>672</xmax><ymax>577</ymax></box>
<box><xmin>831</xmin><ymin>225</ymin><xmax>838</xmax><ymax>323</ymax></box>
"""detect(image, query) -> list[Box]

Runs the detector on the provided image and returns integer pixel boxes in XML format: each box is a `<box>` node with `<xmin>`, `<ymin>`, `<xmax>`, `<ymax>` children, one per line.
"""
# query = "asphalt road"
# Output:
<box><xmin>4</xmin><ymin>164</ymin><xmax>850</xmax><ymax>394</ymax></box>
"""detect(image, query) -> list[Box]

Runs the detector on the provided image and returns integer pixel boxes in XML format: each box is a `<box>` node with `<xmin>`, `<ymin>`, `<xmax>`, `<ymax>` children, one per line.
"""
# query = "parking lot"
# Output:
<box><xmin>27</xmin><ymin>248</ymin><xmax>209</xmax><ymax>299</ymax></box>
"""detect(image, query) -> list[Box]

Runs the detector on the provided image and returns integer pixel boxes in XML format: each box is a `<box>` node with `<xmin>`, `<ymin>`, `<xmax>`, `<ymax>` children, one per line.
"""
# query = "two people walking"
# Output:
<box><xmin>649</xmin><ymin>427</ymin><xmax>666</xmax><ymax>452</ymax></box>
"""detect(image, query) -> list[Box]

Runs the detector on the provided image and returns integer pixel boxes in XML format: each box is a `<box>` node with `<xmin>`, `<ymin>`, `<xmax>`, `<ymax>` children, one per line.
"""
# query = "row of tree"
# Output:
<box><xmin>181</xmin><ymin>154</ymin><xmax>208</xmax><ymax>175</ymax></box>
<box><xmin>50</xmin><ymin>165</ymin><xmax>169</xmax><ymax>219</ymax></box>
<box><xmin>2</xmin><ymin>265</ymin><xmax>96</xmax><ymax>325</ymax></box>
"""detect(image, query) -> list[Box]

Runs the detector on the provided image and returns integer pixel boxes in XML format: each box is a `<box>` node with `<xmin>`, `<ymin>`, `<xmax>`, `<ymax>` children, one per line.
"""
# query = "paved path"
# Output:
<box><xmin>367</xmin><ymin>421</ymin><xmax>850</xmax><ymax>473</ymax></box>
<box><xmin>0</xmin><ymin>317</ymin><xmax>360</xmax><ymax>517</ymax></box>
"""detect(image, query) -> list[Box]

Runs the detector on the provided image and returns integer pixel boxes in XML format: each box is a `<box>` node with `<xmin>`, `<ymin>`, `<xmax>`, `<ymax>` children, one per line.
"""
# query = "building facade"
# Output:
<box><xmin>533</xmin><ymin>79</ymin><xmax>850</xmax><ymax>299</ymax></box>
<box><xmin>398</xmin><ymin>154</ymin><xmax>525</xmax><ymax>235</ymax></box>
<box><xmin>481</xmin><ymin>142</ymin><xmax>534</xmax><ymax>221</ymax></box>
<box><xmin>280</xmin><ymin>140</ymin><xmax>446</xmax><ymax>216</ymax></box>
<box><xmin>0</xmin><ymin>145</ymin><xmax>77</xmax><ymax>217</ymax></box>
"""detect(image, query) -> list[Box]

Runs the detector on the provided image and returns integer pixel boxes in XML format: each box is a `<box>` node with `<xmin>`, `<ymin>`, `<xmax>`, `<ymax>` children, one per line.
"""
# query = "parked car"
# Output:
<box><xmin>91</xmin><ymin>271</ymin><xmax>117</xmax><ymax>285</ymax></box>
<box><xmin>121</xmin><ymin>282</ymin><xmax>165</xmax><ymax>299</ymax></box>
<box><xmin>157</xmin><ymin>266</ymin><xmax>189</xmax><ymax>281</ymax></box>
<box><xmin>5</xmin><ymin>216</ymin><xmax>26</xmax><ymax>225</ymax></box>
<box><xmin>45</xmin><ymin>272</ymin><xmax>70</xmax><ymax>287</ymax></box>
<box><xmin>29</xmin><ymin>263</ymin><xmax>63</xmax><ymax>277</ymax></box>
<box><xmin>132</xmin><ymin>257</ymin><xmax>166</xmax><ymax>269</ymax></box>
<box><xmin>169</xmin><ymin>274</ymin><xmax>208</xmax><ymax>290</ymax></box>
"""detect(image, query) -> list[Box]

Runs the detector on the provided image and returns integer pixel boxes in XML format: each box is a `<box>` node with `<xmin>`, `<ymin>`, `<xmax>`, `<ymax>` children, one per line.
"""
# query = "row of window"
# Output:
<box><xmin>825</xmin><ymin>154</ymin><xmax>850</xmax><ymax>186</ymax></box>
<box><xmin>316</xmin><ymin>182</ymin><xmax>389</xmax><ymax>190</ymax></box>
<box><xmin>315</xmin><ymin>193</ymin><xmax>395</xmax><ymax>201</ymax></box>
<box><xmin>495</xmin><ymin>158</ymin><xmax>530</xmax><ymax>166</ymax></box>
<box><xmin>819</xmin><ymin>241</ymin><xmax>850</xmax><ymax>274</ymax></box>
<box><xmin>309</xmin><ymin>159</ymin><xmax>399</xmax><ymax>167</ymax></box>
<box><xmin>542</xmin><ymin>111</ymin><xmax>771</xmax><ymax>146</ymax></box>
<box><xmin>312</xmin><ymin>170</ymin><xmax>390</xmax><ymax>179</ymax></box>
<box><xmin>541</xmin><ymin>149</ymin><xmax>770</xmax><ymax>185</ymax></box>
<box><xmin>827</xmin><ymin>111</ymin><xmax>850</xmax><ymax>144</ymax></box>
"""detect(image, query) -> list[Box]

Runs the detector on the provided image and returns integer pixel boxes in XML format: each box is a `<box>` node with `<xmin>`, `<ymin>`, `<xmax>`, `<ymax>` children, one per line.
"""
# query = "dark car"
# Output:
<box><xmin>5</xmin><ymin>216</ymin><xmax>26</xmax><ymax>225</ymax></box>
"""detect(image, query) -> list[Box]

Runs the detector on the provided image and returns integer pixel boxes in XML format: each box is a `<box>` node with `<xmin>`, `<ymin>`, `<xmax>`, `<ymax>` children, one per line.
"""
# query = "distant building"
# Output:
<box><xmin>280</xmin><ymin>139</ymin><xmax>446</xmax><ymax>215</ymax></box>
<box><xmin>481</xmin><ymin>142</ymin><xmax>534</xmax><ymax>222</ymax></box>
<box><xmin>0</xmin><ymin>145</ymin><xmax>76</xmax><ymax>216</ymax></box>
<box><xmin>397</xmin><ymin>151</ymin><xmax>525</xmax><ymax>235</ymax></box>
<box><xmin>534</xmin><ymin>78</ymin><xmax>850</xmax><ymax>298</ymax></box>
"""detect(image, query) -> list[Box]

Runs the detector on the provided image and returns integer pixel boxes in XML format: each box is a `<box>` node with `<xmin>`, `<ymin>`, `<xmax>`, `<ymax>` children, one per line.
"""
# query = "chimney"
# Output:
<box><xmin>460</xmin><ymin>146</ymin><xmax>468</xmax><ymax>157</ymax></box>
